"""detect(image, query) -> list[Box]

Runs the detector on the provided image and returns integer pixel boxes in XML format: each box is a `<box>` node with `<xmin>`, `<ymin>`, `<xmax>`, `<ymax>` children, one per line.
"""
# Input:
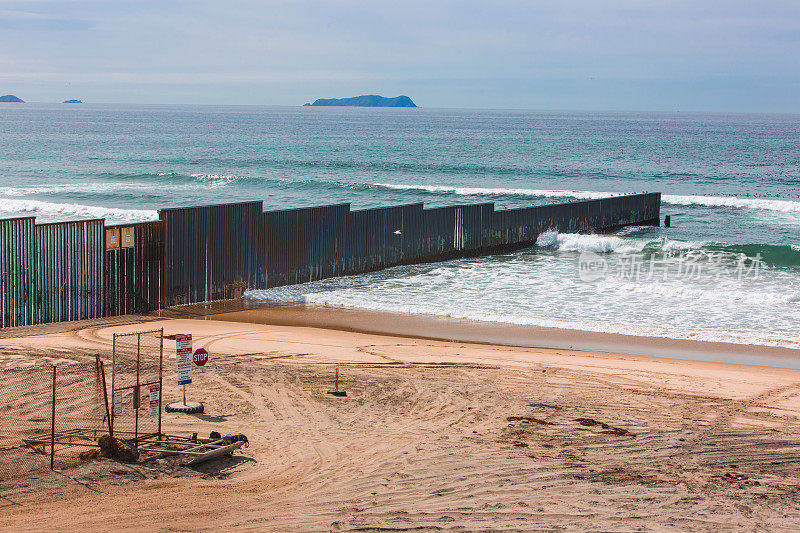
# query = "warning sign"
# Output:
<box><xmin>149</xmin><ymin>384</ymin><xmax>160</xmax><ymax>417</ymax></box>
<box><xmin>113</xmin><ymin>390</ymin><xmax>123</xmax><ymax>416</ymax></box>
<box><xmin>176</xmin><ymin>334</ymin><xmax>192</xmax><ymax>385</ymax></box>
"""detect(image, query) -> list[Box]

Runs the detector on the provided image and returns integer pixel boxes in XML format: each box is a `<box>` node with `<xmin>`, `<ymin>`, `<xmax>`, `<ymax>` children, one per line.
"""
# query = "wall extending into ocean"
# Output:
<box><xmin>0</xmin><ymin>193</ymin><xmax>660</xmax><ymax>327</ymax></box>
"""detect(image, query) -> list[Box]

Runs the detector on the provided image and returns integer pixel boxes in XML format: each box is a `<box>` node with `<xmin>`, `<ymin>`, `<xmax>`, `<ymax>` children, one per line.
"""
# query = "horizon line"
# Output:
<box><xmin>3</xmin><ymin>100</ymin><xmax>800</xmax><ymax>116</ymax></box>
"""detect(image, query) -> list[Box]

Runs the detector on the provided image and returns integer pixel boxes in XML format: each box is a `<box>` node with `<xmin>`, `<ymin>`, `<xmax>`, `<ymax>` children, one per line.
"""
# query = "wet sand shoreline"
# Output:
<box><xmin>159</xmin><ymin>299</ymin><xmax>800</xmax><ymax>369</ymax></box>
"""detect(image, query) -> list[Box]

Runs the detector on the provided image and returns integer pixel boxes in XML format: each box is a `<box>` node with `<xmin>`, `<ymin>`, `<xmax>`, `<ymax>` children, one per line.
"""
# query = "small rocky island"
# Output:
<box><xmin>63</xmin><ymin>99</ymin><xmax>83</xmax><ymax>104</ymax></box>
<box><xmin>0</xmin><ymin>94</ymin><xmax>24</xmax><ymax>103</ymax></box>
<box><xmin>304</xmin><ymin>95</ymin><xmax>417</xmax><ymax>107</ymax></box>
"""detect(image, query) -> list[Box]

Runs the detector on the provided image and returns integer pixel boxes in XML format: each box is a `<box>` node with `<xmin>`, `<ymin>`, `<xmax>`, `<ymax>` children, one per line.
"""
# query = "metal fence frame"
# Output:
<box><xmin>111</xmin><ymin>329</ymin><xmax>164</xmax><ymax>442</ymax></box>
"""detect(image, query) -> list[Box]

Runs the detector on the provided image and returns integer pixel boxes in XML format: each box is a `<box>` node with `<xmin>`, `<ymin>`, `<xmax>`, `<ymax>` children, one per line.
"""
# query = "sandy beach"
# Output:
<box><xmin>1</xmin><ymin>312</ymin><xmax>800</xmax><ymax>531</ymax></box>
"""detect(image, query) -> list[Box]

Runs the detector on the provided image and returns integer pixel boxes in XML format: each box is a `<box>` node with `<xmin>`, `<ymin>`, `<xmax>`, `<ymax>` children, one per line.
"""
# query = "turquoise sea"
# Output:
<box><xmin>1</xmin><ymin>104</ymin><xmax>798</xmax><ymax>348</ymax></box>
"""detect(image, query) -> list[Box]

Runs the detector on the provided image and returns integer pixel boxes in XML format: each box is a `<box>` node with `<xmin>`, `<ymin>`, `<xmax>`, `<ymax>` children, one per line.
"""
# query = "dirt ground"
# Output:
<box><xmin>1</xmin><ymin>318</ymin><xmax>800</xmax><ymax>531</ymax></box>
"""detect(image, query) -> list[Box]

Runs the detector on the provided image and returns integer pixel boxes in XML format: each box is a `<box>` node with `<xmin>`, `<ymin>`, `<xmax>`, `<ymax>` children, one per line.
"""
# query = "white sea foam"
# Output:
<box><xmin>0</xmin><ymin>183</ymin><xmax>156</xmax><ymax>196</ymax></box>
<box><xmin>661</xmin><ymin>194</ymin><xmax>800</xmax><ymax>213</ymax></box>
<box><xmin>0</xmin><ymin>175</ymin><xmax>242</xmax><ymax>198</ymax></box>
<box><xmin>374</xmin><ymin>182</ymin><xmax>616</xmax><ymax>200</ymax></box>
<box><xmin>245</xmin><ymin>284</ymin><xmax>800</xmax><ymax>350</ymax></box>
<box><xmin>374</xmin><ymin>182</ymin><xmax>800</xmax><ymax>214</ymax></box>
<box><xmin>0</xmin><ymin>198</ymin><xmax>158</xmax><ymax>223</ymax></box>
<box><xmin>536</xmin><ymin>231</ymin><xmax>644</xmax><ymax>254</ymax></box>
<box><xmin>190</xmin><ymin>173</ymin><xmax>239</xmax><ymax>186</ymax></box>
<box><xmin>245</xmin><ymin>240</ymin><xmax>800</xmax><ymax>351</ymax></box>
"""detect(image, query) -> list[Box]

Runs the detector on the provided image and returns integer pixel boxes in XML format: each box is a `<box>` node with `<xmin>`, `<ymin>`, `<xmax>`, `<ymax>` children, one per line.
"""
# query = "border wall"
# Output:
<box><xmin>0</xmin><ymin>193</ymin><xmax>660</xmax><ymax>326</ymax></box>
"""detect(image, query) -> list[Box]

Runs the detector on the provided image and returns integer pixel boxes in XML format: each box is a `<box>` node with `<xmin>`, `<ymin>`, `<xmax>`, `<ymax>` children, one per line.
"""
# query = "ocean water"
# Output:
<box><xmin>1</xmin><ymin>103</ymin><xmax>799</xmax><ymax>348</ymax></box>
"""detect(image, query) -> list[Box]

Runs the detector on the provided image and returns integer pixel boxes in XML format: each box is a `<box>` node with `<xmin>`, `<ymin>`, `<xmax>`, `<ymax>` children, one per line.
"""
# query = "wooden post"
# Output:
<box><xmin>134</xmin><ymin>333</ymin><xmax>141</xmax><ymax>442</ymax></box>
<box><xmin>97</xmin><ymin>355</ymin><xmax>111</xmax><ymax>435</ymax></box>
<box><xmin>50</xmin><ymin>365</ymin><xmax>56</xmax><ymax>470</ymax></box>
<box><xmin>158</xmin><ymin>328</ymin><xmax>164</xmax><ymax>439</ymax></box>
<box><xmin>111</xmin><ymin>333</ymin><xmax>116</xmax><ymax>438</ymax></box>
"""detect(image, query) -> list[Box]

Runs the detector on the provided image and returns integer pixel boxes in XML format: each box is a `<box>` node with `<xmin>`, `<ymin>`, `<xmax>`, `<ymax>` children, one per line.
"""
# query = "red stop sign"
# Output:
<box><xmin>193</xmin><ymin>348</ymin><xmax>209</xmax><ymax>366</ymax></box>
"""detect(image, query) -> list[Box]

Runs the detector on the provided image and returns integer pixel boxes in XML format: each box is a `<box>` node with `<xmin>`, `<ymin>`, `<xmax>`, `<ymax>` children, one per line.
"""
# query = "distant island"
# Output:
<box><xmin>304</xmin><ymin>95</ymin><xmax>417</xmax><ymax>107</ymax></box>
<box><xmin>0</xmin><ymin>94</ymin><xmax>24</xmax><ymax>103</ymax></box>
<box><xmin>63</xmin><ymin>99</ymin><xmax>83</xmax><ymax>104</ymax></box>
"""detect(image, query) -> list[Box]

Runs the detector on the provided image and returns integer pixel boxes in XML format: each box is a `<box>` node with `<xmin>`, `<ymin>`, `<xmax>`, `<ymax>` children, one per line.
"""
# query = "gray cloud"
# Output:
<box><xmin>0</xmin><ymin>0</ymin><xmax>798</xmax><ymax>110</ymax></box>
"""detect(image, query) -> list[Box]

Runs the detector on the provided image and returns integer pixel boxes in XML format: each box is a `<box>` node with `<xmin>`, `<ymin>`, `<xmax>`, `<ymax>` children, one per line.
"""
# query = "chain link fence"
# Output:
<box><xmin>0</xmin><ymin>359</ymin><xmax>108</xmax><ymax>499</ymax></box>
<box><xmin>0</xmin><ymin>329</ymin><xmax>163</xmax><ymax>497</ymax></box>
<box><xmin>111</xmin><ymin>329</ymin><xmax>164</xmax><ymax>441</ymax></box>
<box><xmin>0</xmin><ymin>362</ymin><xmax>54</xmax><ymax>492</ymax></box>
<box><xmin>51</xmin><ymin>360</ymin><xmax>110</xmax><ymax>467</ymax></box>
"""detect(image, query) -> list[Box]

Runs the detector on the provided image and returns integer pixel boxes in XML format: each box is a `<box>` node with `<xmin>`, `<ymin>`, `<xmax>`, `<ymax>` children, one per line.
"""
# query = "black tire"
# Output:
<box><xmin>164</xmin><ymin>402</ymin><xmax>204</xmax><ymax>414</ymax></box>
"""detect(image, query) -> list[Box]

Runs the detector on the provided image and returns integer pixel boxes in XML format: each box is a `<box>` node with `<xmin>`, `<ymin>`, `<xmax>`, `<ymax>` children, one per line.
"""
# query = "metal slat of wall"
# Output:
<box><xmin>385</xmin><ymin>206</ymin><xmax>402</xmax><ymax>265</ymax></box>
<box><xmin>383</xmin><ymin>203</ymin><xmax>423</xmax><ymax>266</ymax></box>
<box><xmin>439</xmin><ymin>207</ymin><xmax>453</xmax><ymax>255</ymax></box>
<box><xmin>297</xmin><ymin>207</ymin><xmax>312</xmax><ymax>284</ymax></box>
<box><xmin>491</xmin><ymin>206</ymin><xmax>538</xmax><ymax>248</ymax></box>
<box><xmin>296</xmin><ymin>203</ymin><xmax>349</xmax><ymax>281</ymax></box>
<box><xmin>455</xmin><ymin>203</ymin><xmax>492</xmax><ymax>251</ymax></box>
<box><xmin>103</xmin><ymin>221</ymin><xmax>165</xmax><ymax>316</ymax></box>
<box><xmin>0</xmin><ymin>217</ymin><xmax>36</xmax><ymax>327</ymax></box>
<box><xmin>281</xmin><ymin>210</ymin><xmax>292</xmax><ymax>286</ymax></box>
<box><xmin>335</xmin><ymin>204</ymin><xmax>349</xmax><ymax>277</ymax></box>
<box><xmin>311</xmin><ymin>206</ymin><xmax>323</xmax><ymax>282</ymax></box>
<box><xmin>346</xmin><ymin>207</ymin><xmax>390</xmax><ymax>273</ymax></box>
<box><xmin>159</xmin><ymin>200</ymin><xmax>263</xmax><ymax>306</ymax></box>
<box><xmin>34</xmin><ymin>220</ymin><xmax>103</xmax><ymax>324</ymax></box>
<box><xmin>263</xmin><ymin>211</ymin><xmax>278</xmax><ymax>288</ymax></box>
<box><xmin>534</xmin><ymin>204</ymin><xmax>558</xmax><ymax>235</ymax></box>
<box><xmin>344</xmin><ymin>210</ymin><xmax>364</xmax><ymax>275</ymax></box>
<box><xmin>402</xmin><ymin>203</ymin><xmax>423</xmax><ymax>263</ymax></box>
<box><xmin>288</xmin><ymin>209</ymin><xmax>301</xmax><ymax>286</ymax></box>
<box><xmin>270</xmin><ymin>210</ymin><xmax>286</xmax><ymax>288</ymax></box>
<box><xmin>492</xmin><ymin>210</ymin><xmax>509</xmax><ymax>246</ymax></box>
<box><xmin>251</xmin><ymin>203</ymin><xmax>267</xmax><ymax>290</ymax></box>
<box><xmin>586</xmin><ymin>199</ymin><xmax>603</xmax><ymax>230</ymax></box>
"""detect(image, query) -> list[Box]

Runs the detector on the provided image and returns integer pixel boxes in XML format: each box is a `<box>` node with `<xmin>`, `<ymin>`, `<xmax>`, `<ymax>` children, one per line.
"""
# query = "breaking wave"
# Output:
<box><xmin>0</xmin><ymin>198</ymin><xmax>158</xmax><ymax>224</ymax></box>
<box><xmin>536</xmin><ymin>231</ymin><xmax>800</xmax><ymax>268</ymax></box>
<box><xmin>374</xmin><ymin>183</ymin><xmax>800</xmax><ymax>214</ymax></box>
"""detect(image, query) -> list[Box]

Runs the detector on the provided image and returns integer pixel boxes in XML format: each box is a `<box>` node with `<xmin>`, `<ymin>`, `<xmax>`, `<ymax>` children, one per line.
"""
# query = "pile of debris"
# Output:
<box><xmin>98</xmin><ymin>432</ymin><xmax>249</xmax><ymax>466</ymax></box>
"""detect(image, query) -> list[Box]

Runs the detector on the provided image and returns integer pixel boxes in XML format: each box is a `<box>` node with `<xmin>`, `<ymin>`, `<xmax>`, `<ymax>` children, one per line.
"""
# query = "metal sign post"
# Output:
<box><xmin>176</xmin><ymin>334</ymin><xmax>192</xmax><ymax>402</ymax></box>
<box><xmin>165</xmin><ymin>334</ymin><xmax>204</xmax><ymax>414</ymax></box>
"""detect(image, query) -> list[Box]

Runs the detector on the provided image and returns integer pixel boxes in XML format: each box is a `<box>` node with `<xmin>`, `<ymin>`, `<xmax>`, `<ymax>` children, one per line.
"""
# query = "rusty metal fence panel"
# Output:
<box><xmin>491</xmin><ymin>206</ymin><xmax>538</xmax><ymax>247</ymax></box>
<box><xmin>262</xmin><ymin>203</ymin><xmax>349</xmax><ymax>287</ymax></box>
<box><xmin>308</xmin><ymin>204</ymin><xmax>349</xmax><ymax>280</ymax></box>
<box><xmin>558</xmin><ymin>200</ymin><xmax>589</xmax><ymax>233</ymax></box>
<box><xmin>384</xmin><ymin>203</ymin><xmax>424</xmax><ymax>265</ymax></box>
<box><xmin>344</xmin><ymin>207</ymin><xmax>389</xmax><ymax>274</ymax></box>
<box><xmin>104</xmin><ymin>221</ymin><xmax>164</xmax><ymax>316</ymax></box>
<box><xmin>421</xmin><ymin>206</ymin><xmax>456</xmax><ymax>257</ymax></box>
<box><xmin>0</xmin><ymin>217</ymin><xmax>37</xmax><ymax>328</ymax></box>
<box><xmin>35</xmin><ymin>220</ymin><xmax>104</xmax><ymax>324</ymax></box>
<box><xmin>160</xmin><ymin>201</ymin><xmax>264</xmax><ymax>306</ymax></box>
<box><xmin>458</xmin><ymin>203</ymin><xmax>494</xmax><ymax>251</ymax></box>
<box><xmin>264</xmin><ymin>208</ymin><xmax>293</xmax><ymax>288</ymax></box>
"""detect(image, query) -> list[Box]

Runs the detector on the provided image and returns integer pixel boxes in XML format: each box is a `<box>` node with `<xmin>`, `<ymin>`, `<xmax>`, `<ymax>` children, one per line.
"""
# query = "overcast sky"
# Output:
<box><xmin>0</xmin><ymin>0</ymin><xmax>798</xmax><ymax>111</ymax></box>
